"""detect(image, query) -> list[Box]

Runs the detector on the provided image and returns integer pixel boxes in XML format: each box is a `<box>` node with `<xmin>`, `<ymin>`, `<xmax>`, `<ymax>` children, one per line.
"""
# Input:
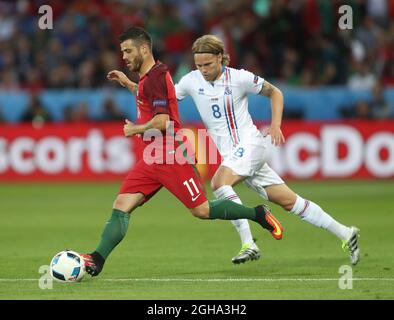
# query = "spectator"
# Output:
<box><xmin>0</xmin><ymin>4</ymin><xmax>15</xmax><ymax>41</ymax></box>
<box><xmin>348</xmin><ymin>63</ymin><xmax>377</xmax><ymax>90</ymax></box>
<box><xmin>354</xmin><ymin>100</ymin><xmax>371</xmax><ymax>119</ymax></box>
<box><xmin>370</xmin><ymin>83</ymin><xmax>392</xmax><ymax>119</ymax></box>
<box><xmin>71</xmin><ymin>102</ymin><xmax>90</xmax><ymax>122</ymax></box>
<box><xmin>63</xmin><ymin>105</ymin><xmax>75</xmax><ymax>123</ymax></box>
<box><xmin>64</xmin><ymin>102</ymin><xmax>90</xmax><ymax>123</ymax></box>
<box><xmin>22</xmin><ymin>68</ymin><xmax>45</xmax><ymax>93</ymax></box>
<box><xmin>99</xmin><ymin>98</ymin><xmax>124</xmax><ymax>121</ymax></box>
<box><xmin>20</xmin><ymin>94</ymin><xmax>52</xmax><ymax>126</ymax></box>
<box><xmin>0</xmin><ymin>105</ymin><xmax>4</xmax><ymax>123</ymax></box>
<box><xmin>0</xmin><ymin>69</ymin><xmax>20</xmax><ymax>90</ymax></box>
<box><xmin>0</xmin><ymin>0</ymin><xmax>392</xmax><ymax>91</ymax></box>
<box><xmin>382</xmin><ymin>61</ymin><xmax>394</xmax><ymax>86</ymax></box>
<box><xmin>77</xmin><ymin>58</ymin><xmax>97</xmax><ymax>88</ymax></box>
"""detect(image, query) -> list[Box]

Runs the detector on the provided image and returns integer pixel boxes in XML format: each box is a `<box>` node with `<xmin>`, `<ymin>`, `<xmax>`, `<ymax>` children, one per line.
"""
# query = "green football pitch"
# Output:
<box><xmin>0</xmin><ymin>180</ymin><xmax>393</xmax><ymax>300</ymax></box>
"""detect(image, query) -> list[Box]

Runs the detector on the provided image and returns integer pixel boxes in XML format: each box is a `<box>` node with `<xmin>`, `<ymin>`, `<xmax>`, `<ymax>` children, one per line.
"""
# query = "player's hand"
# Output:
<box><xmin>107</xmin><ymin>70</ymin><xmax>131</xmax><ymax>87</ymax></box>
<box><xmin>123</xmin><ymin>118</ymin><xmax>138</xmax><ymax>137</ymax></box>
<box><xmin>263</xmin><ymin>125</ymin><xmax>285</xmax><ymax>146</ymax></box>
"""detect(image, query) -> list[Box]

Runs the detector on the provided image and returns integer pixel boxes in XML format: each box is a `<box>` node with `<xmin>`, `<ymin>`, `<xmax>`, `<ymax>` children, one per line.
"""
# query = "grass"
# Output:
<box><xmin>0</xmin><ymin>180</ymin><xmax>393</xmax><ymax>300</ymax></box>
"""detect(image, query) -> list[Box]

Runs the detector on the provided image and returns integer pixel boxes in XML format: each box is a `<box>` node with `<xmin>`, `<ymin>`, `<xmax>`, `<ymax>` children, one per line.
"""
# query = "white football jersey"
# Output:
<box><xmin>175</xmin><ymin>67</ymin><xmax>265</xmax><ymax>157</ymax></box>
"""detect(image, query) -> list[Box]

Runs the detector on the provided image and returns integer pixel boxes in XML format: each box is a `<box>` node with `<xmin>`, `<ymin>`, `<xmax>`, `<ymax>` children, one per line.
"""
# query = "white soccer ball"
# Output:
<box><xmin>50</xmin><ymin>250</ymin><xmax>85</xmax><ymax>282</ymax></box>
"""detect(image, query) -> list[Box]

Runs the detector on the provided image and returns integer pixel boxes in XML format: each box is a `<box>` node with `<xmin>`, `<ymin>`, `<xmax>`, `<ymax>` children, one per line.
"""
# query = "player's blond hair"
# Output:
<box><xmin>192</xmin><ymin>35</ymin><xmax>230</xmax><ymax>66</ymax></box>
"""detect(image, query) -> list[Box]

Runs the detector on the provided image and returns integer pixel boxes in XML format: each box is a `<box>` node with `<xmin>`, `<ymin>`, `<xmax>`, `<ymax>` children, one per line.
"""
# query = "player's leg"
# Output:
<box><xmin>159</xmin><ymin>160</ymin><xmax>283</xmax><ymax>241</ymax></box>
<box><xmin>190</xmin><ymin>199</ymin><xmax>282</xmax><ymax>241</ymax></box>
<box><xmin>265</xmin><ymin>184</ymin><xmax>351</xmax><ymax>237</ymax></box>
<box><xmin>211</xmin><ymin>165</ymin><xmax>260</xmax><ymax>264</ymax></box>
<box><xmin>265</xmin><ymin>184</ymin><xmax>360</xmax><ymax>264</ymax></box>
<box><xmin>82</xmin><ymin>192</ymin><xmax>145</xmax><ymax>276</ymax></box>
<box><xmin>245</xmin><ymin>164</ymin><xmax>360</xmax><ymax>264</ymax></box>
<box><xmin>210</xmin><ymin>138</ymin><xmax>273</xmax><ymax>263</ymax></box>
<box><xmin>96</xmin><ymin>193</ymin><xmax>145</xmax><ymax>258</ymax></box>
<box><xmin>83</xmin><ymin>160</ymin><xmax>162</xmax><ymax>276</ymax></box>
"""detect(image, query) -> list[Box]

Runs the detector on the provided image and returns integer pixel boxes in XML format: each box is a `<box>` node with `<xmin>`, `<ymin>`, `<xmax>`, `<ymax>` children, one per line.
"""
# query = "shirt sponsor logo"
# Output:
<box><xmin>153</xmin><ymin>99</ymin><xmax>168</xmax><ymax>107</ymax></box>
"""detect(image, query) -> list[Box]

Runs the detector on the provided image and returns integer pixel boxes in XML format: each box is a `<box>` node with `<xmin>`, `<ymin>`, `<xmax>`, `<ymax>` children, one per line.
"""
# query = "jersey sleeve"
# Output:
<box><xmin>238</xmin><ymin>69</ymin><xmax>265</xmax><ymax>95</ymax></box>
<box><xmin>175</xmin><ymin>74</ymin><xmax>190</xmax><ymax>101</ymax></box>
<box><xmin>145</xmin><ymin>70</ymin><xmax>171</xmax><ymax>115</ymax></box>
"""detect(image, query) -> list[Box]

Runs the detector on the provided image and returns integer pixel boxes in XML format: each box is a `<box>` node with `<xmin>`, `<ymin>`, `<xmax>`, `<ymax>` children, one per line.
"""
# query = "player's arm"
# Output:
<box><xmin>123</xmin><ymin>114</ymin><xmax>170</xmax><ymax>137</ymax></box>
<box><xmin>174</xmin><ymin>74</ymin><xmax>191</xmax><ymax>101</ymax></box>
<box><xmin>107</xmin><ymin>70</ymin><xmax>138</xmax><ymax>95</ymax></box>
<box><xmin>259</xmin><ymin>80</ymin><xmax>285</xmax><ymax>146</ymax></box>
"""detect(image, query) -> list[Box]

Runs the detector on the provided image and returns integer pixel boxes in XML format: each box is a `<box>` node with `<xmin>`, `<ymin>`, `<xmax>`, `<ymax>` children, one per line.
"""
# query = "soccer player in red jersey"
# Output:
<box><xmin>81</xmin><ymin>27</ymin><xmax>283</xmax><ymax>276</ymax></box>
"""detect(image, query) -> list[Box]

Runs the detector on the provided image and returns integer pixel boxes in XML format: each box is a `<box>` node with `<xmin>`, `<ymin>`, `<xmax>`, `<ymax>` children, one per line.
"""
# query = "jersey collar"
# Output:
<box><xmin>140</xmin><ymin>60</ymin><xmax>163</xmax><ymax>80</ymax></box>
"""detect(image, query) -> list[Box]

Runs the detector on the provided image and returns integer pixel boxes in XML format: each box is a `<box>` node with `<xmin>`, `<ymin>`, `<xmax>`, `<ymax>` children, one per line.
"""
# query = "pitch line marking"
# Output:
<box><xmin>103</xmin><ymin>278</ymin><xmax>394</xmax><ymax>282</ymax></box>
<box><xmin>1</xmin><ymin>278</ymin><xmax>394</xmax><ymax>282</ymax></box>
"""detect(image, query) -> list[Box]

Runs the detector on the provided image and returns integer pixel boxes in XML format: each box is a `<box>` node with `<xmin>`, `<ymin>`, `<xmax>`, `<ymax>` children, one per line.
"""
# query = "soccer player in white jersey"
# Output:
<box><xmin>174</xmin><ymin>35</ymin><xmax>360</xmax><ymax>265</ymax></box>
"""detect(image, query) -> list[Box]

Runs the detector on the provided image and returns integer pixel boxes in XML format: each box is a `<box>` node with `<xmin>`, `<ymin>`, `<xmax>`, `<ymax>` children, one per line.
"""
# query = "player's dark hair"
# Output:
<box><xmin>118</xmin><ymin>27</ymin><xmax>152</xmax><ymax>51</ymax></box>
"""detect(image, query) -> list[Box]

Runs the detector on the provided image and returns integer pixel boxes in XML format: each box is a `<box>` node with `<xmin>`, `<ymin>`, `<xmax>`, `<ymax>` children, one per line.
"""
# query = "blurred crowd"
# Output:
<box><xmin>0</xmin><ymin>0</ymin><xmax>393</xmax><ymax>122</ymax></box>
<box><xmin>17</xmin><ymin>94</ymin><xmax>125</xmax><ymax>126</ymax></box>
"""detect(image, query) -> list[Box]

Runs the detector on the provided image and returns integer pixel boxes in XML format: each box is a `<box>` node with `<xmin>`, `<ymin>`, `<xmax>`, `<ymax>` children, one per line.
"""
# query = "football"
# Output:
<box><xmin>50</xmin><ymin>250</ymin><xmax>85</xmax><ymax>282</ymax></box>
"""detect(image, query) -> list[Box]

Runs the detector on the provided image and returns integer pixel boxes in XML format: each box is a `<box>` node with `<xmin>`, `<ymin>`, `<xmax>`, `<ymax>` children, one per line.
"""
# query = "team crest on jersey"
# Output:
<box><xmin>198</xmin><ymin>88</ymin><xmax>204</xmax><ymax>95</ymax></box>
<box><xmin>224</xmin><ymin>87</ymin><xmax>232</xmax><ymax>95</ymax></box>
<box><xmin>253</xmin><ymin>75</ymin><xmax>259</xmax><ymax>84</ymax></box>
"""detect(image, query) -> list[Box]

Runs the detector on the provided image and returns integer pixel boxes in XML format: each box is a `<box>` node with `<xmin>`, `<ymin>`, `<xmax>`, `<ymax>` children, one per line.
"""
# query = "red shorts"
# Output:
<box><xmin>119</xmin><ymin>158</ymin><xmax>207</xmax><ymax>209</ymax></box>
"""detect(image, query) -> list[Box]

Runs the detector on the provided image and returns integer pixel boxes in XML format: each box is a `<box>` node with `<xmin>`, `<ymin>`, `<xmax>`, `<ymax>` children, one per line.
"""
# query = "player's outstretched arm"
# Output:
<box><xmin>259</xmin><ymin>80</ymin><xmax>285</xmax><ymax>146</ymax></box>
<box><xmin>107</xmin><ymin>70</ymin><xmax>138</xmax><ymax>95</ymax></box>
<box><xmin>123</xmin><ymin>114</ymin><xmax>170</xmax><ymax>137</ymax></box>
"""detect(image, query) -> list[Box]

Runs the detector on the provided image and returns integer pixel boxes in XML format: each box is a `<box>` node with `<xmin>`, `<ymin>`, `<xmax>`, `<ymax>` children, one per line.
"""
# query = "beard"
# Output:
<box><xmin>129</xmin><ymin>54</ymin><xmax>144</xmax><ymax>72</ymax></box>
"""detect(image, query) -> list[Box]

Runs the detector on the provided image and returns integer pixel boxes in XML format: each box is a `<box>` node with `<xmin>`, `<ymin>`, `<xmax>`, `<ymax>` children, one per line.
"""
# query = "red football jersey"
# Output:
<box><xmin>136</xmin><ymin>61</ymin><xmax>181</xmax><ymax>133</ymax></box>
<box><xmin>135</xmin><ymin>61</ymin><xmax>188</xmax><ymax>163</ymax></box>
<box><xmin>120</xmin><ymin>62</ymin><xmax>205</xmax><ymax>207</ymax></box>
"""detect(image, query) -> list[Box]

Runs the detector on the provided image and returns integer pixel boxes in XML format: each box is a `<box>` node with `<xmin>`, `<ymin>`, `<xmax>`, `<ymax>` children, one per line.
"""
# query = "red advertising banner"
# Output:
<box><xmin>0</xmin><ymin>121</ymin><xmax>393</xmax><ymax>181</ymax></box>
<box><xmin>271</xmin><ymin>120</ymin><xmax>394</xmax><ymax>179</ymax></box>
<box><xmin>0</xmin><ymin>123</ymin><xmax>142</xmax><ymax>181</ymax></box>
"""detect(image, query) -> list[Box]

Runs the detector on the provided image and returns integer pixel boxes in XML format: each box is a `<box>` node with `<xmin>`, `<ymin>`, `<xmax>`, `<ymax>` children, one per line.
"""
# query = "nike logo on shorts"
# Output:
<box><xmin>191</xmin><ymin>194</ymin><xmax>201</xmax><ymax>201</ymax></box>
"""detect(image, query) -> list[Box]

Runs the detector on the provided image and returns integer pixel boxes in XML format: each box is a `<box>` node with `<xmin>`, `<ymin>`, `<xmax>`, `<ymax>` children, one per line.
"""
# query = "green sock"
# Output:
<box><xmin>96</xmin><ymin>209</ymin><xmax>130</xmax><ymax>259</ymax></box>
<box><xmin>208</xmin><ymin>199</ymin><xmax>257</xmax><ymax>221</ymax></box>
